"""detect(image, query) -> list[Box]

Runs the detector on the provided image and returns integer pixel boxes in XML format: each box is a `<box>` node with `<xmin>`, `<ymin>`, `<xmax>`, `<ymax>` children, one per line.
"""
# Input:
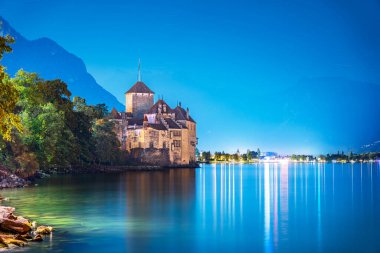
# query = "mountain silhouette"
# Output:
<box><xmin>0</xmin><ymin>17</ymin><xmax>124</xmax><ymax>111</ymax></box>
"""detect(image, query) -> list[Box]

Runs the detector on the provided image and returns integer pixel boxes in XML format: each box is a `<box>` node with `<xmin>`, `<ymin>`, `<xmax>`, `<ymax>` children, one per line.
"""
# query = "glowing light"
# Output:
<box><xmin>264</xmin><ymin>163</ymin><xmax>271</xmax><ymax>253</ymax></box>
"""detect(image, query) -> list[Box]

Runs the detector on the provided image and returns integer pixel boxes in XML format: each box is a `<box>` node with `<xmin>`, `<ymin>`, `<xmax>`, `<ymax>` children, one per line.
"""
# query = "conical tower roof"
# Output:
<box><xmin>125</xmin><ymin>81</ymin><xmax>154</xmax><ymax>94</ymax></box>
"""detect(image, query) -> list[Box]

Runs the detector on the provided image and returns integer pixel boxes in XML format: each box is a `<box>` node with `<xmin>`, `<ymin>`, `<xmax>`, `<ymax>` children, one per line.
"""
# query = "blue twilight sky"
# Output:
<box><xmin>1</xmin><ymin>0</ymin><xmax>380</xmax><ymax>154</ymax></box>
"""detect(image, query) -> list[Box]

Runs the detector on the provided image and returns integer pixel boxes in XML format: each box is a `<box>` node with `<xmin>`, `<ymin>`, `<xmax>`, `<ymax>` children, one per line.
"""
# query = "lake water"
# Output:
<box><xmin>2</xmin><ymin>162</ymin><xmax>380</xmax><ymax>253</ymax></box>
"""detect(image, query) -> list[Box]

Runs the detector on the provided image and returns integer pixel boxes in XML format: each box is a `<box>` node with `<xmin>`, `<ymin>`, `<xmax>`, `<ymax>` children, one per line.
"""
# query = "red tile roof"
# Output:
<box><xmin>148</xmin><ymin>99</ymin><xmax>175</xmax><ymax>114</ymax></box>
<box><xmin>125</xmin><ymin>81</ymin><xmax>154</xmax><ymax>94</ymax></box>
<box><xmin>174</xmin><ymin>106</ymin><xmax>196</xmax><ymax>123</ymax></box>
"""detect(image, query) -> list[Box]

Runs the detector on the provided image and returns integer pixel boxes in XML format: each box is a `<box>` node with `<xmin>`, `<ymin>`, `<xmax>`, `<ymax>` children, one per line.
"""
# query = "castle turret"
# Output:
<box><xmin>125</xmin><ymin>81</ymin><xmax>154</xmax><ymax>118</ymax></box>
<box><xmin>125</xmin><ymin>61</ymin><xmax>154</xmax><ymax>118</ymax></box>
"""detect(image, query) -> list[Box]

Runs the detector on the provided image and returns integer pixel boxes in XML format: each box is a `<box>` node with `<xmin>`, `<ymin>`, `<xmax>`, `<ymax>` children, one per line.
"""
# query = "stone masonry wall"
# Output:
<box><xmin>126</xmin><ymin>93</ymin><xmax>153</xmax><ymax>118</ymax></box>
<box><xmin>129</xmin><ymin>148</ymin><xmax>171</xmax><ymax>166</ymax></box>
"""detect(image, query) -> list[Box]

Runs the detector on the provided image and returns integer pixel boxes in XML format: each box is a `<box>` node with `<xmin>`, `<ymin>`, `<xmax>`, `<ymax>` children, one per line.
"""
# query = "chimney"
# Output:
<box><xmin>186</xmin><ymin>107</ymin><xmax>189</xmax><ymax>120</ymax></box>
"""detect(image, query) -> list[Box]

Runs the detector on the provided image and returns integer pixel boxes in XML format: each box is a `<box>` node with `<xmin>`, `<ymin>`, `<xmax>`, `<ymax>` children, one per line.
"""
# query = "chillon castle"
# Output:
<box><xmin>110</xmin><ymin>72</ymin><xmax>197</xmax><ymax>166</ymax></box>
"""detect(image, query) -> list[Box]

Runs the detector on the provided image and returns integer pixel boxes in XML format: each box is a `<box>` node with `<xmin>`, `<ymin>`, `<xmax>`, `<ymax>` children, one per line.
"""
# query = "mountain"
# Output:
<box><xmin>0</xmin><ymin>17</ymin><xmax>124</xmax><ymax>111</ymax></box>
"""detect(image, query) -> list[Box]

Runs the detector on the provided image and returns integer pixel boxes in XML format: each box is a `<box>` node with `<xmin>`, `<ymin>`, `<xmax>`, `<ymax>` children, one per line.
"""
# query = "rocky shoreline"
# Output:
<box><xmin>35</xmin><ymin>164</ymin><xmax>199</xmax><ymax>178</ymax></box>
<box><xmin>42</xmin><ymin>163</ymin><xmax>199</xmax><ymax>175</ymax></box>
<box><xmin>0</xmin><ymin>168</ymin><xmax>29</xmax><ymax>189</ymax></box>
<box><xmin>0</xmin><ymin>205</ymin><xmax>53</xmax><ymax>250</ymax></box>
<box><xmin>0</xmin><ymin>163</ymin><xmax>199</xmax><ymax>189</ymax></box>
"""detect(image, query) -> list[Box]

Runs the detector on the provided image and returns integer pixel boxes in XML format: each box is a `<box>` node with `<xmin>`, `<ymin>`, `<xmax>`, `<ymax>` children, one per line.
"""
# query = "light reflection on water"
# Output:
<box><xmin>1</xmin><ymin>162</ymin><xmax>380</xmax><ymax>253</ymax></box>
<box><xmin>196</xmin><ymin>162</ymin><xmax>380</xmax><ymax>252</ymax></box>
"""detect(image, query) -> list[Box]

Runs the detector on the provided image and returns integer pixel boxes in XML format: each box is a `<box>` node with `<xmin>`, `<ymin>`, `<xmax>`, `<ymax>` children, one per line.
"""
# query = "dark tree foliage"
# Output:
<box><xmin>0</xmin><ymin>38</ymin><xmax>125</xmax><ymax>177</ymax></box>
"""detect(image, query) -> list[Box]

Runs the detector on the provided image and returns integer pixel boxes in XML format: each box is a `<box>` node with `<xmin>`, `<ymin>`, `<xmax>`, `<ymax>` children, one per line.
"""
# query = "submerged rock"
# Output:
<box><xmin>0</xmin><ymin>205</ymin><xmax>52</xmax><ymax>249</ymax></box>
<box><xmin>0</xmin><ymin>235</ymin><xmax>27</xmax><ymax>247</ymax></box>
<box><xmin>14</xmin><ymin>234</ymin><xmax>31</xmax><ymax>241</ymax></box>
<box><xmin>0</xmin><ymin>218</ymin><xmax>32</xmax><ymax>234</ymax></box>
<box><xmin>0</xmin><ymin>206</ymin><xmax>32</xmax><ymax>234</ymax></box>
<box><xmin>32</xmin><ymin>234</ymin><xmax>43</xmax><ymax>242</ymax></box>
<box><xmin>35</xmin><ymin>226</ymin><xmax>53</xmax><ymax>234</ymax></box>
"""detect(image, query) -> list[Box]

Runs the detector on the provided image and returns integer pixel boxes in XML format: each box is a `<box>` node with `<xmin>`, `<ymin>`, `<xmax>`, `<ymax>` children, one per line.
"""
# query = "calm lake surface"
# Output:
<box><xmin>2</xmin><ymin>162</ymin><xmax>380</xmax><ymax>253</ymax></box>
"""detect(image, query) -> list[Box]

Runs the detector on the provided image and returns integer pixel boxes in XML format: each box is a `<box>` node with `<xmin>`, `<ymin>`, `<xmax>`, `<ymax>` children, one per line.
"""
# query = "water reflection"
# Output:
<box><xmin>124</xmin><ymin>169</ymin><xmax>196</xmax><ymax>217</ymax></box>
<box><xmin>1</xmin><ymin>163</ymin><xmax>379</xmax><ymax>253</ymax></box>
<box><xmin>123</xmin><ymin>169</ymin><xmax>196</xmax><ymax>252</ymax></box>
<box><xmin>264</xmin><ymin>163</ymin><xmax>271</xmax><ymax>252</ymax></box>
<box><xmin>197</xmin><ymin>162</ymin><xmax>380</xmax><ymax>252</ymax></box>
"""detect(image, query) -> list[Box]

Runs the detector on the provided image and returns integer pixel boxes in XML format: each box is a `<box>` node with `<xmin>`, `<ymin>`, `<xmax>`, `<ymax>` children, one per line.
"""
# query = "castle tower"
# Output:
<box><xmin>125</xmin><ymin>60</ymin><xmax>154</xmax><ymax>118</ymax></box>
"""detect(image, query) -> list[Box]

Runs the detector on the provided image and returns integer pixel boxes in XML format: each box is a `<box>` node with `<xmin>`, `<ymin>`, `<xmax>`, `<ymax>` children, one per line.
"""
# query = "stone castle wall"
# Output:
<box><xmin>126</xmin><ymin>93</ymin><xmax>153</xmax><ymax>118</ymax></box>
<box><xmin>187</xmin><ymin>121</ymin><xmax>197</xmax><ymax>163</ymax></box>
<box><xmin>129</xmin><ymin>148</ymin><xmax>171</xmax><ymax>166</ymax></box>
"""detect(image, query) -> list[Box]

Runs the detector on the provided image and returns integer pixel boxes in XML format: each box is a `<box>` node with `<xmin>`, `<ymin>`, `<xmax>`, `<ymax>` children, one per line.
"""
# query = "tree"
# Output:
<box><xmin>11</xmin><ymin>71</ymin><xmax>88</xmax><ymax>168</ymax></box>
<box><xmin>247</xmin><ymin>149</ymin><xmax>252</xmax><ymax>161</ymax></box>
<box><xmin>0</xmin><ymin>43</ymin><xmax>123</xmax><ymax>174</ymax></box>
<box><xmin>93</xmin><ymin>104</ymin><xmax>108</xmax><ymax>118</ymax></box>
<box><xmin>232</xmin><ymin>153</ymin><xmax>239</xmax><ymax>161</ymax></box>
<box><xmin>214</xmin><ymin>152</ymin><xmax>222</xmax><ymax>161</ymax></box>
<box><xmin>200</xmin><ymin>151</ymin><xmax>211</xmax><ymax>162</ymax></box>
<box><xmin>92</xmin><ymin>119</ymin><xmax>120</xmax><ymax>165</ymax></box>
<box><xmin>20</xmin><ymin>103</ymin><xmax>75</xmax><ymax>167</ymax></box>
<box><xmin>66</xmin><ymin>108</ymin><xmax>94</xmax><ymax>164</ymax></box>
<box><xmin>71</xmin><ymin>96</ymin><xmax>111</xmax><ymax>164</ymax></box>
<box><xmin>0</xmin><ymin>35</ymin><xmax>22</xmax><ymax>141</ymax></box>
<box><xmin>73</xmin><ymin>97</ymin><xmax>108</xmax><ymax>119</ymax></box>
<box><xmin>195</xmin><ymin>148</ymin><xmax>200</xmax><ymax>160</ymax></box>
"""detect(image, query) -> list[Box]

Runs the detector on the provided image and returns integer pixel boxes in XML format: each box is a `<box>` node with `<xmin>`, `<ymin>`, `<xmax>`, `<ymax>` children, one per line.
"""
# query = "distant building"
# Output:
<box><xmin>110</xmin><ymin>63</ymin><xmax>197</xmax><ymax>166</ymax></box>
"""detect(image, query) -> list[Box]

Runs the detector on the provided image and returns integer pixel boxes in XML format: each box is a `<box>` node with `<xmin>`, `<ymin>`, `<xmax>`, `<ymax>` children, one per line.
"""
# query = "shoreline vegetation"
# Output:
<box><xmin>198</xmin><ymin>150</ymin><xmax>380</xmax><ymax>164</ymax></box>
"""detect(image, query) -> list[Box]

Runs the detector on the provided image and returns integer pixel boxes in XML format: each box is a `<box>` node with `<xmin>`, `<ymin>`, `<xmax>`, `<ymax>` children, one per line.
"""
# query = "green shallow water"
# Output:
<box><xmin>1</xmin><ymin>163</ymin><xmax>380</xmax><ymax>252</ymax></box>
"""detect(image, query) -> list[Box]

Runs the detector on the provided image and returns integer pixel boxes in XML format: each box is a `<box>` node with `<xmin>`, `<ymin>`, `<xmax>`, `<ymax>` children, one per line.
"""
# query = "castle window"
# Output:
<box><xmin>149</xmin><ymin>130</ymin><xmax>158</xmax><ymax>138</ymax></box>
<box><xmin>149</xmin><ymin>142</ymin><xmax>154</xmax><ymax>148</ymax></box>
<box><xmin>163</xmin><ymin>142</ymin><xmax>167</xmax><ymax>148</ymax></box>
<box><xmin>173</xmin><ymin>140</ymin><xmax>181</xmax><ymax>147</ymax></box>
<box><xmin>172</xmin><ymin>130</ymin><xmax>181</xmax><ymax>137</ymax></box>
